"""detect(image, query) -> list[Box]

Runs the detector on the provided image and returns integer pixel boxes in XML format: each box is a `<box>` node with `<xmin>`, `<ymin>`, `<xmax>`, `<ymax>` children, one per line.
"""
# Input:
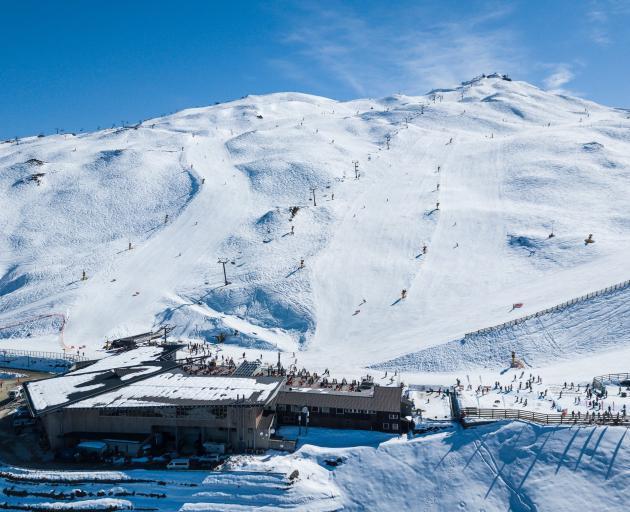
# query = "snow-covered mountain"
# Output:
<box><xmin>1</xmin><ymin>75</ymin><xmax>629</xmax><ymax>378</ymax></box>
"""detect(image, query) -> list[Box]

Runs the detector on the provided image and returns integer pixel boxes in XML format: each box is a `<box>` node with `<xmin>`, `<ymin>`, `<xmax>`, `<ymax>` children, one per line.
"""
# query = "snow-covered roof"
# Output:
<box><xmin>67</xmin><ymin>372</ymin><xmax>285</xmax><ymax>408</ymax></box>
<box><xmin>68</xmin><ymin>345</ymin><xmax>179</xmax><ymax>375</ymax></box>
<box><xmin>24</xmin><ymin>361</ymin><xmax>178</xmax><ymax>415</ymax></box>
<box><xmin>26</xmin><ymin>372</ymin><xmax>111</xmax><ymax>412</ymax></box>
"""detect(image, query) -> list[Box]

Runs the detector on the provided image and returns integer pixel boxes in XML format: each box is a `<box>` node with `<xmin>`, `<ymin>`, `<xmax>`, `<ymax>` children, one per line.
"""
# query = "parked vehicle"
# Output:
<box><xmin>166</xmin><ymin>458</ymin><xmax>190</xmax><ymax>470</ymax></box>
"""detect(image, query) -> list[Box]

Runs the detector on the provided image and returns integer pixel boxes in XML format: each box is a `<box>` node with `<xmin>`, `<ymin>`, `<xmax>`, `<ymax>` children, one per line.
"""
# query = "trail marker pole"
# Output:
<box><xmin>310</xmin><ymin>187</ymin><xmax>317</xmax><ymax>207</ymax></box>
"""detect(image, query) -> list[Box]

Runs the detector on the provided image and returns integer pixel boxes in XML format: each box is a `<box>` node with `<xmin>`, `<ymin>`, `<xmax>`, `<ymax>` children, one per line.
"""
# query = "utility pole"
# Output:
<box><xmin>352</xmin><ymin>160</ymin><xmax>360</xmax><ymax>179</ymax></box>
<box><xmin>217</xmin><ymin>258</ymin><xmax>230</xmax><ymax>286</ymax></box>
<box><xmin>310</xmin><ymin>187</ymin><xmax>317</xmax><ymax>207</ymax></box>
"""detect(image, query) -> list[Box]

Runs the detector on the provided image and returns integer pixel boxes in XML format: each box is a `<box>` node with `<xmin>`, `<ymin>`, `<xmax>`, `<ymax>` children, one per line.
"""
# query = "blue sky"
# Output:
<box><xmin>1</xmin><ymin>0</ymin><xmax>628</xmax><ymax>139</ymax></box>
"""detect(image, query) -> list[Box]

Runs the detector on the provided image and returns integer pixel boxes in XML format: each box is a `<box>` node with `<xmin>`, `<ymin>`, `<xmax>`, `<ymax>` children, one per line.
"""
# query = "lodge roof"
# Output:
<box><xmin>277</xmin><ymin>385</ymin><xmax>403</xmax><ymax>413</ymax></box>
<box><xmin>24</xmin><ymin>345</ymin><xmax>184</xmax><ymax>416</ymax></box>
<box><xmin>24</xmin><ymin>361</ymin><xmax>178</xmax><ymax>416</ymax></box>
<box><xmin>67</xmin><ymin>371</ymin><xmax>285</xmax><ymax>409</ymax></box>
<box><xmin>23</xmin><ymin>345</ymin><xmax>285</xmax><ymax>415</ymax></box>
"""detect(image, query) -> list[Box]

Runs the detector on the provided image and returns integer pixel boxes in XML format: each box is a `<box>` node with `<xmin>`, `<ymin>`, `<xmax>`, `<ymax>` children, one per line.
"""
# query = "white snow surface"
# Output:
<box><xmin>67</xmin><ymin>371</ymin><xmax>282</xmax><ymax>408</ymax></box>
<box><xmin>0</xmin><ymin>75</ymin><xmax>629</xmax><ymax>511</ymax></box>
<box><xmin>1</xmin><ymin>77</ymin><xmax>629</xmax><ymax>383</ymax></box>
<box><xmin>26</xmin><ymin>372</ymin><xmax>108</xmax><ymax>412</ymax></box>
<box><xmin>68</xmin><ymin>346</ymin><xmax>166</xmax><ymax>374</ymax></box>
<box><xmin>2</xmin><ymin>422</ymin><xmax>627</xmax><ymax>511</ymax></box>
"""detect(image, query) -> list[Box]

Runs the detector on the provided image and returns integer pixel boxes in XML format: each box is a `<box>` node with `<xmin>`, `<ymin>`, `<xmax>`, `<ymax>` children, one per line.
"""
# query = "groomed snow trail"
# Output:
<box><xmin>1</xmin><ymin>78</ymin><xmax>629</xmax><ymax>378</ymax></box>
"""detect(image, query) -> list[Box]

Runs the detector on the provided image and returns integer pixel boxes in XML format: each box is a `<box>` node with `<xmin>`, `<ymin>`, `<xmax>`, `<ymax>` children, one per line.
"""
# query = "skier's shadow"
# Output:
<box><xmin>391</xmin><ymin>298</ymin><xmax>402</xmax><ymax>306</ymax></box>
<box><xmin>285</xmin><ymin>268</ymin><xmax>300</xmax><ymax>278</ymax></box>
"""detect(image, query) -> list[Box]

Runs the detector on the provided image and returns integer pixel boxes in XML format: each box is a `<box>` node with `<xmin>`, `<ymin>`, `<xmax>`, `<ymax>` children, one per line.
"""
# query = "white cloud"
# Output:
<box><xmin>270</xmin><ymin>3</ymin><xmax>526</xmax><ymax>98</ymax></box>
<box><xmin>584</xmin><ymin>0</ymin><xmax>630</xmax><ymax>46</ymax></box>
<box><xmin>543</xmin><ymin>66</ymin><xmax>575</xmax><ymax>91</ymax></box>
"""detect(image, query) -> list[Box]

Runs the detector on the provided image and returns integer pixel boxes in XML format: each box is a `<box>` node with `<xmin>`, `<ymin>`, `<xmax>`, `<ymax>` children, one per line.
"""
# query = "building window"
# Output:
<box><xmin>311</xmin><ymin>406</ymin><xmax>319</xmax><ymax>413</ymax></box>
<box><xmin>389</xmin><ymin>413</ymin><xmax>398</xmax><ymax>420</ymax></box>
<box><xmin>382</xmin><ymin>422</ymin><xmax>390</xmax><ymax>430</ymax></box>
<box><xmin>336</xmin><ymin>408</ymin><xmax>344</xmax><ymax>415</ymax></box>
<box><xmin>209</xmin><ymin>406</ymin><xmax>227</xmax><ymax>419</ymax></box>
<box><xmin>392</xmin><ymin>423</ymin><xmax>399</xmax><ymax>431</ymax></box>
<box><xmin>321</xmin><ymin>407</ymin><xmax>330</xmax><ymax>414</ymax></box>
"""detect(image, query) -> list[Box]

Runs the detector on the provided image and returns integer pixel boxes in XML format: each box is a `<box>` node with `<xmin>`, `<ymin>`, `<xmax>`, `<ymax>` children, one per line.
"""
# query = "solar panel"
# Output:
<box><xmin>233</xmin><ymin>360</ymin><xmax>261</xmax><ymax>377</ymax></box>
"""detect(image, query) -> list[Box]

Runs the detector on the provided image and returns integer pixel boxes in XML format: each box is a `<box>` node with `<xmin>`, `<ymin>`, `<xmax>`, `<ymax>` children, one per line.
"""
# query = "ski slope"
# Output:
<box><xmin>1</xmin><ymin>75</ymin><xmax>629</xmax><ymax>378</ymax></box>
<box><xmin>1</xmin><ymin>423</ymin><xmax>627</xmax><ymax>511</ymax></box>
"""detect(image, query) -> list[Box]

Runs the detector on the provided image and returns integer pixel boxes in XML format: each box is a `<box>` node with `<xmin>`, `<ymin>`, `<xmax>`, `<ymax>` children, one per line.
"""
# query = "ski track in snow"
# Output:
<box><xmin>1</xmin><ymin>77</ymin><xmax>630</xmax><ymax>511</ymax></box>
<box><xmin>375</xmin><ymin>284</ymin><xmax>630</xmax><ymax>372</ymax></box>
<box><xmin>0</xmin><ymin>78</ymin><xmax>629</xmax><ymax>379</ymax></box>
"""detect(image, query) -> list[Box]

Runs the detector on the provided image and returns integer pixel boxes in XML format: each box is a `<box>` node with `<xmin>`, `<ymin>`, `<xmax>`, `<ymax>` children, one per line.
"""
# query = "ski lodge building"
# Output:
<box><xmin>22</xmin><ymin>345</ymin><xmax>409</xmax><ymax>455</ymax></box>
<box><xmin>277</xmin><ymin>375</ymin><xmax>410</xmax><ymax>433</ymax></box>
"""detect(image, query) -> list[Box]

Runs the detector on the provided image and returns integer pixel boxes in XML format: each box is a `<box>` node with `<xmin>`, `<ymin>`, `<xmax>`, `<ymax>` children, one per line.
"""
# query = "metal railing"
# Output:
<box><xmin>0</xmin><ymin>348</ymin><xmax>89</xmax><ymax>364</ymax></box>
<box><xmin>460</xmin><ymin>407</ymin><xmax>630</xmax><ymax>426</ymax></box>
<box><xmin>592</xmin><ymin>373</ymin><xmax>630</xmax><ymax>393</ymax></box>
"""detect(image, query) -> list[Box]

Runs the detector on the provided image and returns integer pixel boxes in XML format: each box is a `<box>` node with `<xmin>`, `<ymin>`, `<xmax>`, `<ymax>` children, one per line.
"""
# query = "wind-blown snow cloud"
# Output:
<box><xmin>271</xmin><ymin>3</ymin><xmax>526</xmax><ymax>97</ymax></box>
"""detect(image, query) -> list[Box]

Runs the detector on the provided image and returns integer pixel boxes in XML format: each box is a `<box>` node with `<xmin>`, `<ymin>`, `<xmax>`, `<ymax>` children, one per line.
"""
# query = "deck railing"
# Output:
<box><xmin>460</xmin><ymin>406</ymin><xmax>629</xmax><ymax>426</ymax></box>
<box><xmin>592</xmin><ymin>373</ymin><xmax>630</xmax><ymax>393</ymax></box>
<box><xmin>0</xmin><ymin>348</ymin><xmax>89</xmax><ymax>363</ymax></box>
